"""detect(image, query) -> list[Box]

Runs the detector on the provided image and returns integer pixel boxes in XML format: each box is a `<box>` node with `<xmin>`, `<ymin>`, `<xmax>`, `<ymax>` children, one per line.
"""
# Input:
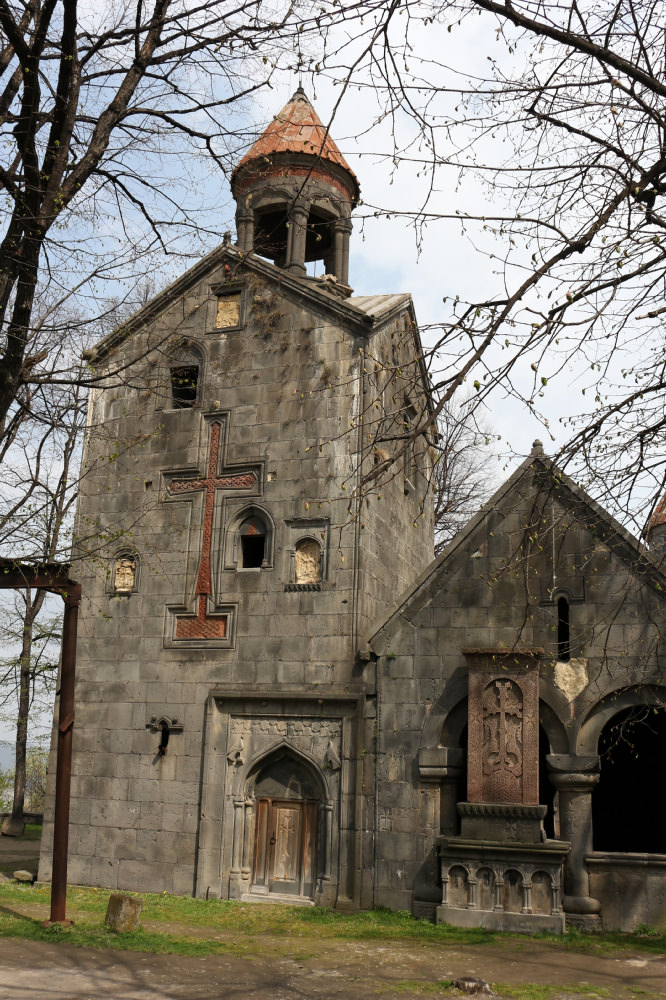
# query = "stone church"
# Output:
<box><xmin>40</xmin><ymin>90</ymin><xmax>666</xmax><ymax>932</ymax></box>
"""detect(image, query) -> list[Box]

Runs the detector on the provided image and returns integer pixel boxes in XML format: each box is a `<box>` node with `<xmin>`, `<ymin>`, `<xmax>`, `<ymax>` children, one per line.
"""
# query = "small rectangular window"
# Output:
<box><xmin>215</xmin><ymin>292</ymin><xmax>241</xmax><ymax>329</ymax></box>
<box><xmin>171</xmin><ymin>365</ymin><xmax>198</xmax><ymax>408</ymax></box>
<box><xmin>241</xmin><ymin>534</ymin><xmax>265</xmax><ymax>568</ymax></box>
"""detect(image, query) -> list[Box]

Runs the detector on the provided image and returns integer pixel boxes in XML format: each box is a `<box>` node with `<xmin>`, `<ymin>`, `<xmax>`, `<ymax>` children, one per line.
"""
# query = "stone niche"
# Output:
<box><xmin>436</xmin><ymin>649</ymin><xmax>570</xmax><ymax>933</ymax></box>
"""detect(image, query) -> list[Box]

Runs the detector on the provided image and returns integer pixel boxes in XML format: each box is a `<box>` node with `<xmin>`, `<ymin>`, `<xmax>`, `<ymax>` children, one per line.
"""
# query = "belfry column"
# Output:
<box><xmin>547</xmin><ymin>754</ymin><xmax>601</xmax><ymax>926</ymax></box>
<box><xmin>235</xmin><ymin>206</ymin><xmax>254</xmax><ymax>252</ymax></box>
<box><xmin>332</xmin><ymin>218</ymin><xmax>353</xmax><ymax>285</ymax></box>
<box><xmin>287</xmin><ymin>201</ymin><xmax>309</xmax><ymax>274</ymax></box>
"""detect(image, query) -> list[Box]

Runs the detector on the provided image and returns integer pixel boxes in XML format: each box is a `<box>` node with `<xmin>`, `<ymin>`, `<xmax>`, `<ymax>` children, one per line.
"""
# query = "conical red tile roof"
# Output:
<box><xmin>233</xmin><ymin>88</ymin><xmax>359</xmax><ymax>197</ymax></box>
<box><xmin>648</xmin><ymin>493</ymin><xmax>666</xmax><ymax>530</ymax></box>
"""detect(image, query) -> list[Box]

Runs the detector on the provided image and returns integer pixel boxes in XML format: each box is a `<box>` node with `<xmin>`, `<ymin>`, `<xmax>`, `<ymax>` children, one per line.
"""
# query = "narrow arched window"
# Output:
<box><xmin>164</xmin><ymin>339</ymin><xmax>203</xmax><ymax>409</ymax></box>
<box><xmin>170</xmin><ymin>364</ymin><xmax>199</xmax><ymax>408</ymax></box>
<box><xmin>240</xmin><ymin>516</ymin><xmax>266</xmax><ymax>568</ymax></box>
<box><xmin>557</xmin><ymin>596</ymin><xmax>570</xmax><ymax>662</ymax></box>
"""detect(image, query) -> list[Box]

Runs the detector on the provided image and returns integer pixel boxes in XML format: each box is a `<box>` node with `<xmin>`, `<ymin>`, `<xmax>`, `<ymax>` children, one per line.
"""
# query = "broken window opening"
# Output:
<box><xmin>170</xmin><ymin>365</ymin><xmax>199</xmax><ymax>408</ymax></box>
<box><xmin>241</xmin><ymin>534</ymin><xmax>265</xmax><ymax>568</ymax></box>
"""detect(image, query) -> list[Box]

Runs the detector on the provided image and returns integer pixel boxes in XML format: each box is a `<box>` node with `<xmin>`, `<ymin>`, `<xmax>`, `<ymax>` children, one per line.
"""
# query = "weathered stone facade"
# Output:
<box><xmin>39</xmin><ymin>91</ymin><xmax>434</xmax><ymax>907</ymax></box>
<box><xmin>39</xmin><ymin>90</ymin><xmax>666</xmax><ymax>932</ymax></box>
<box><xmin>367</xmin><ymin>442</ymin><xmax>666</xmax><ymax>931</ymax></box>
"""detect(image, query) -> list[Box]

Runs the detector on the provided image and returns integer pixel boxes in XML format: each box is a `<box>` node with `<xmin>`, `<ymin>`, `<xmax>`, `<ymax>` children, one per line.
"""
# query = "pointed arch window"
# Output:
<box><xmin>224</xmin><ymin>506</ymin><xmax>274</xmax><ymax>571</ymax></box>
<box><xmin>240</xmin><ymin>516</ymin><xmax>266</xmax><ymax>568</ymax></box>
<box><xmin>557</xmin><ymin>596</ymin><xmax>570</xmax><ymax>662</ymax></box>
<box><xmin>163</xmin><ymin>339</ymin><xmax>204</xmax><ymax>410</ymax></box>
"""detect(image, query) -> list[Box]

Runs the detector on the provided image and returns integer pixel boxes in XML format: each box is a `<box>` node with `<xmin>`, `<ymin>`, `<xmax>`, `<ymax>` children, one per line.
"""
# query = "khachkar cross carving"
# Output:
<box><xmin>482</xmin><ymin>679</ymin><xmax>524</xmax><ymax>803</ymax></box>
<box><xmin>464</xmin><ymin>648</ymin><xmax>541</xmax><ymax>806</ymax></box>
<box><xmin>166</xmin><ymin>420</ymin><xmax>258</xmax><ymax>640</ymax></box>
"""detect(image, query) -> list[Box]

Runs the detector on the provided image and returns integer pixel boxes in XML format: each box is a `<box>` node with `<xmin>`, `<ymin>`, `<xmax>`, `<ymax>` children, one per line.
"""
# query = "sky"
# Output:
<box><xmin>0</xmin><ymin>3</ymin><xmax>656</xmax><ymax>750</ymax></box>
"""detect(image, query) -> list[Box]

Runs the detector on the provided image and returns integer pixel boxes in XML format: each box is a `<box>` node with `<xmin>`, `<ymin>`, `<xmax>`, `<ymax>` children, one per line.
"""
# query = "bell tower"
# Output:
<box><xmin>231</xmin><ymin>88</ymin><xmax>360</xmax><ymax>286</ymax></box>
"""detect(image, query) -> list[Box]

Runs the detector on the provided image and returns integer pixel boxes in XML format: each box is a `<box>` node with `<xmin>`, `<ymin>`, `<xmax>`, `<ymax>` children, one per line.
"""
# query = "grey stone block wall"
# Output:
<box><xmin>369</xmin><ymin>460</ymin><xmax>666</xmax><ymax>922</ymax></box>
<box><xmin>39</xmin><ymin>249</ymin><xmax>434</xmax><ymax>907</ymax></box>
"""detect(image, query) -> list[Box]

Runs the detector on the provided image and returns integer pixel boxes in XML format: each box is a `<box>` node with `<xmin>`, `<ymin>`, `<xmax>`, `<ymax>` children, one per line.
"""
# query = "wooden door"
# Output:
<box><xmin>253</xmin><ymin>798</ymin><xmax>317</xmax><ymax>898</ymax></box>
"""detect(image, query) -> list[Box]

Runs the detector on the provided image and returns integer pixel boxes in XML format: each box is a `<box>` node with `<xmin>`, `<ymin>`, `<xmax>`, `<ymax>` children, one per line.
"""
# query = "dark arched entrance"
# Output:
<box><xmin>250</xmin><ymin>753</ymin><xmax>322</xmax><ymax>898</ymax></box>
<box><xmin>593</xmin><ymin>706</ymin><xmax>666</xmax><ymax>852</ymax></box>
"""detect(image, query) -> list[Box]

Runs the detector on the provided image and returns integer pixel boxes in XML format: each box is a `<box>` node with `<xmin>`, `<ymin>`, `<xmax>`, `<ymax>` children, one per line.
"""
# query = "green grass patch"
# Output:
<box><xmin>21</xmin><ymin>823</ymin><xmax>43</xmax><ymax>841</ymax></box>
<box><xmin>393</xmin><ymin>980</ymin><xmax>454</xmax><ymax>995</ymax></box>
<box><xmin>496</xmin><ymin>986</ymin><xmax>610</xmax><ymax>1000</ymax></box>
<box><xmin>0</xmin><ymin>881</ymin><xmax>664</xmax><ymax>961</ymax></box>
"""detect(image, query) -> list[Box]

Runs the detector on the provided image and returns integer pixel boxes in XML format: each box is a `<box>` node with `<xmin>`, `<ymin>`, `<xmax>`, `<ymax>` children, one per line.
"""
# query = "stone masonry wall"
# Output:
<box><xmin>39</xmin><ymin>254</ymin><xmax>433</xmax><ymax>903</ymax></box>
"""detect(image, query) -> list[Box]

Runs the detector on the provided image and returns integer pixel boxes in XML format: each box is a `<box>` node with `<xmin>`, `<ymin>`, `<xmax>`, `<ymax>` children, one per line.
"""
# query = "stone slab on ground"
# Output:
<box><xmin>0</xmin><ymin>934</ymin><xmax>664</xmax><ymax>1000</ymax></box>
<box><xmin>12</xmin><ymin>870</ymin><xmax>34</xmax><ymax>883</ymax></box>
<box><xmin>105</xmin><ymin>892</ymin><xmax>142</xmax><ymax>931</ymax></box>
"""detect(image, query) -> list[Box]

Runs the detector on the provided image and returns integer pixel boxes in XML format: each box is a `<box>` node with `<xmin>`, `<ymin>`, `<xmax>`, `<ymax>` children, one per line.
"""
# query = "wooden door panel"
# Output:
<box><xmin>271</xmin><ymin>804</ymin><xmax>301</xmax><ymax>886</ymax></box>
<box><xmin>254</xmin><ymin>797</ymin><xmax>318</xmax><ymax>899</ymax></box>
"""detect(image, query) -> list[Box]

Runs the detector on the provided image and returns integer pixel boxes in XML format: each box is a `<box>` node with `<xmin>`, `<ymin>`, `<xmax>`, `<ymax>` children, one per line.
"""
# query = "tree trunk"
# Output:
<box><xmin>1</xmin><ymin>589</ymin><xmax>44</xmax><ymax>836</ymax></box>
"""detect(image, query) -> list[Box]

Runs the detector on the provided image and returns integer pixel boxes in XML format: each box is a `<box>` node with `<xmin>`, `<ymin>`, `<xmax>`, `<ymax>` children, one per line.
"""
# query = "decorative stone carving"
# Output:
<box><xmin>482</xmin><ymin>678</ymin><xmax>523</xmax><ymax>802</ymax></box>
<box><xmin>324</xmin><ymin>740</ymin><xmax>341</xmax><ymax>771</ymax></box>
<box><xmin>230</xmin><ymin>717</ymin><xmax>340</xmax><ymax>739</ymax></box>
<box><xmin>294</xmin><ymin>538</ymin><xmax>321</xmax><ymax>584</ymax></box>
<box><xmin>215</xmin><ymin>292</ymin><xmax>241</xmax><ymax>328</ymax></box>
<box><xmin>464</xmin><ymin>648</ymin><xmax>541</xmax><ymax>806</ymax></box>
<box><xmin>114</xmin><ymin>554</ymin><xmax>136</xmax><ymax>593</ymax></box>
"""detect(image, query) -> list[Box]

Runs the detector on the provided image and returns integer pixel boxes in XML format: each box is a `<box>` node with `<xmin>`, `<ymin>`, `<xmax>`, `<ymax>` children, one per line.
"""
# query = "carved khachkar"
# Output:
<box><xmin>464</xmin><ymin>648</ymin><xmax>542</xmax><ymax>806</ymax></box>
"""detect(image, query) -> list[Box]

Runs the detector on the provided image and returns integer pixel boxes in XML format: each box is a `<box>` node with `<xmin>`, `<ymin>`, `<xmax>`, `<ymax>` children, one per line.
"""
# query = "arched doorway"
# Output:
<box><xmin>250</xmin><ymin>753</ymin><xmax>322</xmax><ymax>899</ymax></box>
<box><xmin>593</xmin><ymin>706</ymin><xmax>666</xmax><ymax>852</ymax></box>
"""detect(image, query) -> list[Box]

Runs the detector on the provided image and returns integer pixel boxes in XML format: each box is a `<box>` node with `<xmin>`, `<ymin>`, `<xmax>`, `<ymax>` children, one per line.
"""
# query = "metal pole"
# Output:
<box><xmin>48</xmin><ymin>592</ymin><xmax>80</xmax><ymax>925</ymax></box>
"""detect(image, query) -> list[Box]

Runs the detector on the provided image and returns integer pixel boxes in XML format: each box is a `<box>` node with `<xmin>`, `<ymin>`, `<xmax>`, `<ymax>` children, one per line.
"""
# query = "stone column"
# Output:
<box><xmin>418</xmin><ymin>747</ymin><xmax>464</xmax><ymax>907</ymax></box>
<box><xmin>547</xmin><ymin>754</ymin><xmax>601</xmax><ymax>918</ymax></box>
<box><xmin>241</xmin><ymin>796</ymin><xmax>253</xmax><ymax>883</ymax></box>
<box><xmin>230</xmin><ymin>797</ymin><xmax>244</xmax><ymax>875</ymax></box>
<box><xmin>287</xmin><ymin>202</ymin><xmax>308</xmax><ymax>273</ymax></box>
<box><xmin>235</xmin><ymin>207</ymin><xmax>254</xmax><ymax>252</ymax></box>
<box><xmin>332</xmin><ymin>218</ymin><xmax>352</xmax><ymax>284</ymax></box>
<box><xmin>322</xmin><ymin>801</ymin><xmax>333</xmax><ymax>881</ymax></box>
<box><xmin>418</xmin><ymin>747</ymin><xmax>464</xmax><ymax>835</ymax></box>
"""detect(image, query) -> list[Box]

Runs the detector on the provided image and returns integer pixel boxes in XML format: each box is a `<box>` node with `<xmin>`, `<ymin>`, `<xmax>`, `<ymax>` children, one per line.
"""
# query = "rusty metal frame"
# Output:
<box><xmin>0</xmin><ymin>558</ymin><xmax>81</xmax><ymax>924</ymax></box>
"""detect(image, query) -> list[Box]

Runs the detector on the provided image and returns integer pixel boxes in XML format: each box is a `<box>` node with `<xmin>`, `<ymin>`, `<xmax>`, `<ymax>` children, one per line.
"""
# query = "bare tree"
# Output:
<box><xmin>0</xmin><ymin>0</ymin><xmax>381</xmax><ymax>464</ymax></box>
<box><xmin>297</xmin><ymin>0</ymin><xmax>666</xmax><ymax>532</ymax></box>
<box><xmin>4</xmin><ymin>0</ymin><xmax>665</xmax><ymax>544</ymax></box>
<box><xmin>433</xmin><ymin>398</ymin><xmax>496</xmax><ymax>553</ymax></box>
<box><xmin>0</xmin><ymin>377</ymin><xmax>84</xmax><ymax>834</ymax></box>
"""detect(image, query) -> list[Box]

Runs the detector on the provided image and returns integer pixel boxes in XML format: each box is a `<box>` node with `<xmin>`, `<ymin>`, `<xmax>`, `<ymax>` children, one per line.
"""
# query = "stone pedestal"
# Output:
<box><xmin>436</xmin><ymin>801</ymin><xmax>569</xmax><ymax>933</ymax></box>
<box><xmin>547</xmin><ymin>754</ymin><xmax>601</xmax><ymax>930</ymax></box>
<box><xmin>435</xmin><ymin>649</ymin><xmax>569</xmax><ymax>934</ymax></box>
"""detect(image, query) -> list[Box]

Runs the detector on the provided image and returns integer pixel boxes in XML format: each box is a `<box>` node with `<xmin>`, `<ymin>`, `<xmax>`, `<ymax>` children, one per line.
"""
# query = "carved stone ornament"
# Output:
<box><xmin>464</xmin><ymin>648</ymin><xmax>542</xmax><ymax>806</ymax></box>
<box><xmin>215</xmin><ymin>293</ymin><xmax>241</xmax><ymax>329</ymax></box>
<box><xmin>114</xmin><ymin>554</ymin><xmax>136</xmax><ymax>593</ymax></box>
<box><xmin>294</xmin><ymin>538</ymin><xmax>321</xmax><ymax>584</ymax></box>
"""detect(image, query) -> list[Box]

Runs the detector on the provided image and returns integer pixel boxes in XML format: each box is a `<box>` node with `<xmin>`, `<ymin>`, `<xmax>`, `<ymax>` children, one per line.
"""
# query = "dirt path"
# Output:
<box><xmin>0</xmin><ymin>933</ymin><xmax>664</xmax><ymax>1000</ymax></box>
<box><xmin>1</xmin><ymin>837</ymin><xmax>664</xmax><ymax>1000</ymax></box>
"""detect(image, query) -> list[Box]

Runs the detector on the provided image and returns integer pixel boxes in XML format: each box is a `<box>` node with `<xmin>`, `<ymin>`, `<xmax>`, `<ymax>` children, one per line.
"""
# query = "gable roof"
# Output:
<box><xmin>366</xmin><ymin>441</ymin><xmax>666</xmax><ymax>656</ymax></box>
<box><xmin>83</xmin><ymin>243</ymin><xmax>416</xmax><ymax>364</ymax></box>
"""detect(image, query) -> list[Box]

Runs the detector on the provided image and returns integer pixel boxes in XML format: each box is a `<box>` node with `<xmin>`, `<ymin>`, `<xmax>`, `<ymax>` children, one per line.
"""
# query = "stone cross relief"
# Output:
<box><xmin>165</xmin><ymin>419</ymin><xmax>259</xmax><ymax>640</ymax></box>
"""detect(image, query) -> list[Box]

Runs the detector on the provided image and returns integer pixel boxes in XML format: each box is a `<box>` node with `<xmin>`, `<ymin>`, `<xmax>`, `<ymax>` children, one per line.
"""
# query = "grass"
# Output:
<box><xmin>0</xmin><ymin>881</ymin><xmax>664</xmax><ymax>962</ymax></box>
<box><xmin>496</xmin><ymin>987</ymin><xmax>611</xmax><ymax>1000</ymax></box>
<box><xmin>20</xmin><ymin>823</ymin><xmax>43</xmax><ymax>841</ymax></box>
